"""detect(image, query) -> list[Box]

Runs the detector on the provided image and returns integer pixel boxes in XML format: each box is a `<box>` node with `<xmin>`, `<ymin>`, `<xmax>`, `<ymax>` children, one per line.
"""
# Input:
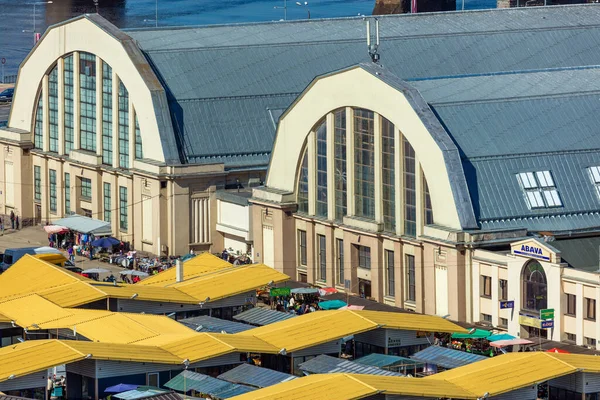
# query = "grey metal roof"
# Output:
<box><xmin>217</xmin><ymin>363</ymin><xmax>296</xmax><ymax>388</ymax></box>
<box><xmin>178</xmin><ymin>315</ymin><xmax>253</xmax><ymax>334</ymax></box>
<box><xmin>354</xmin><ymin>353</ymin><xmax>420</xmax><ymax>368</ymax></box>
<box><xmin>233</xmin><ymin>307</ymin><xmax>295</xmax><ymax>326</ymax></box>
<box><xmin>298</xmin><ymin>354</ymin><xmax>405</xmax><ymax>376</ymax></box>
<box><xmin>410</xmin><ymin>345</ymin><xmax>487</xmax><ymax>369</ymax></box>
<box><xmin>164</xmin><ymin>370</ymin><xmax>255</xmax><ymax>399</ymax></box>
<box><xmin>480</xmin><ymin>212</ymin><xmax>600</xmax><ymax>234</ymax></box>
<box><xmin>550</xmin><ymin>237</ymin><xmax>600</xmax><ymax>272</ymax></box>
<box><xmin>120</xmin><ymin>5</ymin><xmax>600</xmax><ymax>168</ymax></box>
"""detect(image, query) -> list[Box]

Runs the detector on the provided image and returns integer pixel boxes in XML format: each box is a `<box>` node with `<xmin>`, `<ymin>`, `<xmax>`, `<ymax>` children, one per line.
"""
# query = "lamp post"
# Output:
<box><xmin>24</xmin><ymin>1</ymin><xmax>53</xmax><ymax>45</ymax></box>
<box><xmin>274</xmin><ymin>0</ymin><xmax>287</xmax><ymax>21</ymax></box>
<box><xmin>296</xmin><ymin>1</ymin><xmax>310</xmax><ymax>19</ymax></box>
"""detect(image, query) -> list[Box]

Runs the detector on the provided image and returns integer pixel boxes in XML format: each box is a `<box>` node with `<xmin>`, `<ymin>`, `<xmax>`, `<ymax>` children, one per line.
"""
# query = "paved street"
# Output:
<box><xmin>0</xmin><ymin>104</ymin><xmax>10</xmax><ymax>121</ymax></box>
<box><xmin>0</xmin><ymin>225</ymin><xmax>130</xmax><ymax>279</ymax></box>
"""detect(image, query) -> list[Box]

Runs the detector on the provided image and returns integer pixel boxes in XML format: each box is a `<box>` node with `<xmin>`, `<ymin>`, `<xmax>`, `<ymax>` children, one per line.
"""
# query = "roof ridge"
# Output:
<box><xmin>466</xmin><ymin>147</ymin><xmax>600</xmax><ymax>161</ymax></box>
<box><xmin>175</xmin><ymin>92</ymin><xmax>299</xmax><ymax>103</ymax></box>
<box><xmin>480</xmin><ymin>210</ymin><xmax>600</xmax><ymax>223</ymax></box>
<box><xmin>343</xmin><ymin>373</ymin><xmax>380</xmax><ymax>394</ymax></box>
<box><xmin>206</xmin><ymin>332</ymin><xmax>236</xmax><ymax>350</ymax></box>
<box><xmin>56</xmin><ymin>339</ymin><xmax>87</xmax><ymax>358</ymax></box>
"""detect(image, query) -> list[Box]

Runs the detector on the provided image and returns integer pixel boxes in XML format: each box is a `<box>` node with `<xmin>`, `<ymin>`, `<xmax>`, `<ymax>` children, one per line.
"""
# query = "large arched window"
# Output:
<box><xmin>30</xmin><ymin>52</ymin><xmax>143</xmax><ymax>166</ymax></box>
<box><xmin>295</xmin><ymin>107</ymin><xmax>433</xmax><ymax>236</ymax></box>
<box><xmin>522</xmin><ymin>260</ymin><xmax>547</xmax><ymax>312</ymax></box>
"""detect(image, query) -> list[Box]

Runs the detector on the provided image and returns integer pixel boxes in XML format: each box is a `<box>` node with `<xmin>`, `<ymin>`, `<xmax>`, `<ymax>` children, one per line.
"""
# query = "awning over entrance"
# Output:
<box><xmin>52</xmin><ymin>214</ymin><xmax>112</xmax><ymax>235</ymax></box>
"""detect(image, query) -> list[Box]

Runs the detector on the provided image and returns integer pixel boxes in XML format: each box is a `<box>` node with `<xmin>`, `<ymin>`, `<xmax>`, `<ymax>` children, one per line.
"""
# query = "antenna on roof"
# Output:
<box><xmin>365</xmin><ymin>18</ymin><xmax>380</xmax><ymax>64</ymax></box>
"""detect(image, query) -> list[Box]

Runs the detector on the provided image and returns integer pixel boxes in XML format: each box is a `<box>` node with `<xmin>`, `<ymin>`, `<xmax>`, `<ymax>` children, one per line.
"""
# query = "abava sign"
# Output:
<box><xmin>510</xmin><ymin>238</ymin><xmax>558</xmax><ymax>263</ymax></box>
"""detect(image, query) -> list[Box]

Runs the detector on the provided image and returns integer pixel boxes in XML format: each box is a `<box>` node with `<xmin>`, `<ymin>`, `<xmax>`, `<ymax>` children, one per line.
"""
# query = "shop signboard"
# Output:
<box><xmin>519</xmin><ymin>314</ymin><xmax>541</xmax><ymax>329</ymax></box>
<box><xmin>500</xmin><ymin>300</ymin><xmax>514</xmax><ymax>309</ymax></box>
<box><xmin>540</xmin><ymin>308</ymin><xmax>554</xmax><ymax>320</ymax></box>
<box><xmin>541</xmin><ymin>320</ymin><xmax>554</xmax><ymax>329</ymax></box>
<box><xmin>270</xmin><ymin>287</ymin><xmax>291</xmax><ymax>297</ymax></box>
<box><xmin>510</xmin><ymin>238</ymin><xmax>559</xmax><ymax>263</ymax></box>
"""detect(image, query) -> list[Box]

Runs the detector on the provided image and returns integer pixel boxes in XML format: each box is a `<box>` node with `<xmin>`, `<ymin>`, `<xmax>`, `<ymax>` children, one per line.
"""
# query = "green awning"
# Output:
<box><xmin>451</xmin><ymin>328</ymin><xmax>491</xmax><ymax>339</ymax></box>
<box><xmin>319</xmin><ymin>300</ymin><xmax>347</xmax><ymax>310</ymax></box>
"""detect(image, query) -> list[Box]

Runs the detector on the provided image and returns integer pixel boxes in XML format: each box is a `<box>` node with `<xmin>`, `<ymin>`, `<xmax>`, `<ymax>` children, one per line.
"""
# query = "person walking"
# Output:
<box><xmin>15</xmin><ymin>215</ymin><xmax>19</xmax><ymax>230</ymax></box>
<box><xmin>9</xmin><ymin>210</ymin><xmax>14</xmax><ymax>229</ymax></box>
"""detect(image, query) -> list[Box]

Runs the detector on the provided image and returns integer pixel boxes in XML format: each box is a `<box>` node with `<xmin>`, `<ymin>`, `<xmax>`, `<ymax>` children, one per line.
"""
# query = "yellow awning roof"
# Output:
<box><xmin>228</xmin><ymin>373</ymin><xmax>475</xmax><ymax>400</ymax></box>
<box><xmin>237</xmin><ymin>310</ymin><xmax>466</xmax><ymax>352</ymax></box>
<box><xmin>138</xmin><ymin>252</ymin><xmax>232</xmax><ymax>286</ymax></box>
<box><xmin>172</xmin><ymin>263</ymin><xmax>289</xmax><ymax>301</ymax></box>
<box><xmin>90</xmin><ymin>282</ymin><xmax>199</xmax><ymax>304</ymax></box>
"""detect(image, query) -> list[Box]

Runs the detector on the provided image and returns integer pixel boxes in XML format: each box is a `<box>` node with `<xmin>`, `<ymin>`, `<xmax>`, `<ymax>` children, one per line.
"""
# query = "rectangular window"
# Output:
<box><xmin>102</xmin><ymin>63</ymin><xmax>113</xmax><ymax>165</ymax></box>
<box><xmin>386</xmin><ymin>250</ymin><xmax>395</xmax><ymax>297</ymax></box>
<box><xmin>119</xmin><ymin>186</ymin><xmax>128</xmax><ymax>231</ymax></box>
<box><xmin>481</xmin><ymin>313</ymin><xmax>492</xmax><ymax>323</ymax></box>
<box><xmin>404</xmin><ymin>138</ymin><xmax>417</xmax><ymax>236</ymax></box>
<box><xmin>64</xmin><ymin>173</ymin><xmax>71</xmax><ymax>214</ymax></box>
<box><xmin>357</xmin><ymin>245</ymin><xmax>371</xmax><ymax>270</ymax></box>
<box><xmin>49</xmin><ymin>169</ymin><xmax>57</xmax><ymax>213</ymax></box>
<box><xmin>382</xmin><ymin>118</ymin><xmax>395</xmax><ymax>232</ymax></box>
<box><xmin>406</xmin><ymin>254</ymin><xmax>416</xmax><ymax>302</ymax></box>
<box><xmin>34</xmin><ymin>166</ymin><xmax>41</xmax><ymax>202</ymax></box>
<box><xmin>517</xmin><ymin>171</ymin><xmax>562</xmax><ymax>208</ymax></box>
<box><xmin>103</xmin><ymin>182</ymin><xmax>111</xmax><ymax>223</ymax></box>
<box><xmin>499</xmin><ymin>279</ymin><xmax>508</xmax><ymax>301</ymax></box>
<box><xmin>135</xmin><ymin>115</ymin><xmax>143</xmax><ymax>160</ymax></box>
<box><xmin>354</xmin><ymin>109</ymin><xmax>375</xmax><ymax>219</ymax></box>
<box><xmin>334</xmin><ymin>109</ymin><xmax>346</xmax><ymax>221</ymax></box>
<box><xmin>79</xmin><ymin>52</ymin><xmax>97</xmax><ymax>152</ymax></box>
<box><xmin>316</xmin><ymin>122</ymin><xmax>327</xmax><ymax>217</ymax></box>
<box><xmin>298</xmin><ymin>230</ymin><xmax>307</xmax><ymax>266</ymax></box>
<box><xmin>81</xmin><ymin>177</ymin><xmax>92</xmax><ymax>201</ymax></box>
<box><xmin>481</xmin><ymin>276</ymin><xmax>492</xmax><ymax>298</ymax></box>
<box><xmin>566</xmin><ymin>333</ymin><xmax>576</xmax><ymax>342</ymax></box>
<box><xmin>336</xmin><ymin>239</ymin><xmax>344</xmax><ymax>285</ymax></box>
<box><xmin>566</xmin><ymin>293</ymin><xmax>576</xmax><ymax>316</ymax></box>
<box><xmin>586</xmin><ymin>337</ymin><xmax>597</xmax><ymax>347</ymax></box>
<box><xmin>147</xmin><ymin>372</ymin><xmax>159</xmax><ymax>387</ymax></box>
<box><xmin>499</xmin><ymin>317</ymin><xmax>508</xmax><ymax>327</ymax></box>
<box><xmin>586</xmin><ymin>298</ymin><xmax>596</xmax><ymax>321</ymax></box>
<box><xmin>48</xmin><ymin>67</ymin><xmax>59</xmax><ymax>153</ymax></box>
<box><xmin>118</xmin><ymin>81</ymin><xmax>129</xmax><ymax>168</ymax></box>
<box><xmin>64</xmin><ymin>55</ymin><xmax>74</xmax><ymax>155</ymax></box>
<box><xmin>318</xmin><ymin>234</ymin><xmax>326</xmax><ymax>281</ymax></box>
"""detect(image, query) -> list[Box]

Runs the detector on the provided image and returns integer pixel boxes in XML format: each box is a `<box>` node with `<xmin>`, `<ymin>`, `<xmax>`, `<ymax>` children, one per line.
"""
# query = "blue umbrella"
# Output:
<box><xmin>104</xmin><ymin>383</ymin><xmax>139</xmax><ymax>393</ymax></box>
<box><xmin>91</xmin><ymin>236</ymin><xmax>121</xmax><ymax>248</ymax></box>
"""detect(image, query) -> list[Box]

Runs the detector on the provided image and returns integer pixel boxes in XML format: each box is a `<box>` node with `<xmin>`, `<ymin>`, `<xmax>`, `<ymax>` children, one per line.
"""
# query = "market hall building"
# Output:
<box><xmin>4</xmin><ymin>5</ymin><xmax>600</xmax><ymax>346</ymax></box>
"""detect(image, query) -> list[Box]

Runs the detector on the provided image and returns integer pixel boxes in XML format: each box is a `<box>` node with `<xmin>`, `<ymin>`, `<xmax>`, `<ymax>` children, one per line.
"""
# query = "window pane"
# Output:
<box><xmin>334</xmin><ymin>109</ymin><xmax>347</xmax><ymax>221</ymax></box>
<box><xmin>536</xmin><ymin>170</ymin><xmax>554</xmax><ymax>187</ymax></box>
<box><xmin>119</xmin><ymin>186</ymin><xmax>128</xmax><ymax>231</ymax></box>
<box><xmin>406</xmin><ymin>254</ymin><xmax>416</xmax><ymax>302</ymax></box>
<box><xmin>386</xmin><ymin>250</ymin><xmax>395</xmax><ymax>297</ymax></box>
<box><xmin>315</xmin><ymin>120</ymin><xmax>328</xmax><ymax>217</ymax></box>
<box><xmin>34</xmin><ymin>95</ymin><xmax>43</xmax><ymax>149</ymax></box>
<box><xmin>104</xmin><ymin>182</ymin><xmax>111</xmax><ymax>223</ymax></box>
<box><xmin>336</xmin><ymin>239</ymin><xmax>344</xmax><ymax>285</ymax></box>
<box><xmin>354</xmin><ymin>109</ymin><xmax>375</xmax><ymax>219</ymax></box>
<box><xmin>49</xmin><ymin>170</ymin><xmax>57</xmax><ymax>212</ymax></box>
<box><xmin>102</xmin><ymin>63</ymin><xmax>113</xmax><ymax>165</ymax></box>
<box><xmin>63</xmin><ymin>55</ymin><xmax>74</xmax><ymax>155</ymax></box>
<box><xmin>64</xmin><ymin>173</ymin><xmax>71</xmax><ymax>214</ymax></box>
<box><xmin>318</xmin><ymin>234</ymin><xmax>326</xmax><ymax>281</ymax></box>
<box><xmin>79</xmin><ymin>52</ymin><xmax>97</xmax><ymax>152</ymax></box>
<box><xmin>48</xmin><ymin>66</ymin><xmax>59</xmax><ymax>153</ymax></box>
<box><xmin>118</xmin><ymin>81</ymin><xmax>129</xmax><ymax>168</ymax></box>
<box><xmin>298</xmin><ymin>230</ymin><xmax>307</xmax><ymax>266</ymax></box>
<box><xmin>590</xmin><ymin>166</ymin><xmax>600</xmax><ymax>184</ymax></box>
<box><xmin>382</xmin><ymin>118</ymin><xmax>395</xmax><ymax>232</ymax></box>
<box><xmin>404</xmin><ymin>138</ymin><xmax>416</xmax><ymax>236</ymax></box>
<box><xmin>297</xmin><ymin>151</ymin><xmax>309</xmax><ymax>213</ymax></box>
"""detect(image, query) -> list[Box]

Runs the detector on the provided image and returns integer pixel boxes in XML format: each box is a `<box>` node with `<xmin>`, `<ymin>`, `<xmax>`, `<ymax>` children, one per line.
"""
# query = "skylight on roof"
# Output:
<box><xmin>517</xmin><ymin>171</ymin><xmax>562</xmax><ymax>209</ymax></box>
<box><xmin>588</xmin><ymin>166</ymin><xmax>600</xmax><ymax>198</ymax></box>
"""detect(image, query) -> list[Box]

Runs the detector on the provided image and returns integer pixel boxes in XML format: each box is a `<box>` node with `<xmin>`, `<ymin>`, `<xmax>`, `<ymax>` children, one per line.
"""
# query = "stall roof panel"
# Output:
<box><xmin>217</xmin><ymin>363</ymin><xmax>296</xmax><ymax>388</ymax></box>
<box><xmin>0</xmin><ymin>340</ymin><xmax>84</xmax><ymax>382</ymax></box>
<box><xmin>352</xmin><ymin>310</ymin><xmax>468</xmax><ymax>334</ymax></box>
<box><xmin>179</xmin><ymin>315</ymin><xmax>253</xmax><ymax>334</ymax></box>
<box><xmin>410</xmin><ymin>345</ymin><xmax>487</xmax><ymax>369</ymax></box>
<box><xmin>426</xmin><ymin>352</ymin><xmax>578</xmax><ymax>397</ymax></box>
<box><xmin>160</xmin><ymin>334</ymin><xmax>244</xmax><ymax>362</ymax></box>
<box><xmin>52</xmin><ymin>215</ymin><xmax>111</xmax><ymax>235</ymax></box>
<box><xmin>0</xmin><ymin>294</ymin><xmax>73</xmax><ymax>327</ymax></box>
<box><xmin>237</xmin><ymin>310</ymin><xmax>466</xmax><ymax>352</ymax></box>
<box><xmin>354</xmin><ymin>353</ymin><xmax>419</xmax><ymax>368</ymax></box>
<box><xmin>64</xmin><ymin>341</ymin><xmax>181</xmax><ymax>364</ymax></box>
<box><xmin>233</xmin><ymin>307</ymin><xmax>295</xmax><ymax>326</ymax></box>
<box><xmin>37</xmin><ymin>282</ymin><xmax>107</xmax><ymax>307</ymax></box>
<box><xmin>299</xmin><ymin>355</ymin><xmax>404</xmax><ymax>376</ymax></box>
<box><xmin>138</xmin><ymin>253</ymin><xmax>232</xmax><ymax>287</ymax></box>
<box><xmin>90</xmin><ymin>282</ymin><xmax>199</xmax><ymax>304</ymax></box>
<box><xmin>126</xmin><ymin>313</ymin><xmax>198</xmax><ymax>336</ymax></box>
<box><xmin>165</xmin><ymin>370</ymin><xmax>255</xmax><ymax>397</ymax></box>
<box><xmin>173</xmin><ymin>264</ymin><xmax>289</xmax><ymax>301</ymax></box>
<box><xmin>208</xmin><ymin>333</ymin><xmax>279</xmax><ymax>354</ymax></box>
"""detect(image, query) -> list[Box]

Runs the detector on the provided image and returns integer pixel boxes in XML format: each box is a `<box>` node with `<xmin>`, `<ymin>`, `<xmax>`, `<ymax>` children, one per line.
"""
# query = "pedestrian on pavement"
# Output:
<box><xmin>10</xmin><ymin>210</ymin><xmax>14</xmax><ymax>229</ymax></box>
<box><xmin>67</xmin><ymin>246</ymin><xmax>74</xmax><ymax>263</ymax></box>
<box><xmin>15</xmin><ymin>215</ymin><xmax>19</xmax><ymax>230</ymax></box>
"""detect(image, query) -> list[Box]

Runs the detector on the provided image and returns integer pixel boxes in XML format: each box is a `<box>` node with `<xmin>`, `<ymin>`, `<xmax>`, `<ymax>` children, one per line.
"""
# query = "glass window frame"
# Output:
<box><xmin>49</xmin><ymin>169</ymin><xmax>57</xmax><ymax>213</ymax></box>
<box><xmin>298</xmin><ymin>230</ymin><xmax>307</xmax><ymax>266</ymax></box>
<box><xmin>566</xmin><ymin>293</ymin><xmax>576</xmax><ymax>316</ymax></box>
<box><xmin>406</xmin><ymin>254</ymin><xmax>416</xmax><ymax>302</ymax></box>
<box><xmin>353</xmin><ymin>109</ymin><xmax>375</xmax><ymax>220</ymax></box>
<box><xmin>297</xmin><ymin>150</ymin><xmax>309</xmax><ymax>213</ymax></box>
<box><xmin>315</xmin><ymin>121</ymin><xmax>327</xmax><ymax>217</ymax></box>
<box><xmin>404</xmin><ymin>138</ymin><xmax>417</xmax><ymax>236</ymax></box>
<box><xmin>118</xmin><ymin>81</ymin><xmax>130</xmax><ymax>169</ymax></box>
<box><xmin>34</xmin><ymin>166</ymin><xmax>41</xmax><ymax>202</ymax></box>
<box><xmin>79</xmin><ymin>52</ymin><xmax>97</xmax><ymax>152</ymax></box>
<box><xmin>381</xmin><ymin>118</ymin><xmax>395</xmax><ymax>232</ymax></box>
<box><xmin>81</xmin><ymin>177</ymin><xmax>92</xmax><ymax>201</ymax></box>
<box><xmin>336</xmin><ymin>238</ymin><xmax>344</xmax><ymax>286</ymax></box>
<box><xmin>499</xmin><ymin>279</ymin><xmax>508</xmax><ymax>301</ymax></box>
<box><xmin>317</xmin><ymin>234</ymin><xmax>326</xmax><ymax>282</ymax></box>
<box><xmin>333</xmin><ymin>109</ymin><xmax>346</xmax><ymax>221</ymax></box>
<box><xmin>586</xmin><ymin>297</ymin><xmax>596</xmax><ymax>321</ymax></box>
<box><xmin>63</xmin><ymin>55</ymin><xmax>74</xmax><ymax>155</ymax></box>
<box><xmin>481</xmin><ymin>275</ymin><xmax>492</xmax><ymax>298</ymax></box>
<box><xmin>64</xmin><ymin>172</ymin><xmax>71</xmax><ymax>214</ymax></box>
<box><xmin>48</xmin><ymin>66</ymin><xmax>59</xmax><ymax>153</ymax></box>
<box><xmin>357</xmin><ymin>245</ymin><xmax>371</xmax><ymax>270</ymax></box>
<box><xmin>103</xmin><ymin>182</ymin><xmax>111</xmax><ymax>223</ymax></box>
<box><xmin>386</xmin><ymin>249</ymin><xmax>395</xmax><ymax>297</ymax></box>
<box><xmin>102</xmin><ymin>63</ymin><xmax>113</xmax><ymax>166</ymax></box>
<box><xmin>119</xmin><ymin>186</ymin><xmax>128</xmax><ymax>231</ymax></box>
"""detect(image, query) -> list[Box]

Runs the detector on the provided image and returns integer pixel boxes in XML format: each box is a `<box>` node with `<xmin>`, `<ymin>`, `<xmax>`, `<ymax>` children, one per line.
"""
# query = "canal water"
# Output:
<box><xmin>0</xmin><ymin>0</ymin><xmax>495</xmax><ymax>76</ymax></box>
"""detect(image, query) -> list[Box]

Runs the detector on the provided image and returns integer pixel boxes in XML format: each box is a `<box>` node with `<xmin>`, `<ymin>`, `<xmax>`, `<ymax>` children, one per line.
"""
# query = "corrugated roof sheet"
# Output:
<box><xmin>137</xmin><ymin>253</ymin><xmax>232</xmax><ymax>286</ymax></box>
<box><xmin>237</xmin><ymin>310</ymin><xmax>466</xmax><ymax>352</ymax></box>
<box><xmin>165</xmin><ymin>370</ymin><xmax>255</xmax><ymax>398</ymax></box>
<box><xmin>410</xmin><ymin>345</ymin><xmax>487</xmax><ymax>369</ymax></box>
<box><xmin>217</xmin><ymin>363</ymin><xmax>295</xmax><ymax>388</ymax></box>
<box><xmin>113</xmin><ymin>389</ymin><xmax>171</xmax><ymax>400</ymax></box>
<box><xmin>120</xmin><ymin>6</ymin><xmax>600</xmax><ymax>167</ymax></box>
<box><xmin>354</xmin><ymin>353</ymin><xmax>419</xmax><ymax>368</ymax></box>
<box><xmin>179</xmin><ymin>316</ymin><xmax>253</xmax><ymax>334</ymax></box>
<box><xmin>545</xmin><ymin>236</ymin><xmax>600</xmax><ymax>272</ymax></box>
<box><xmin>52</xmin><ymin>215</ymin><xmax>112</xmax><ymax>235</ymax></box>
<box><xmin>233</xmin><ymin>307</ymin><xmax>295</xmax><ymax>326</ymax></box>
<box><xmin>298</xmin><ymin>355</ymin><xmax>404</xmax><ymax>376</ymax></box>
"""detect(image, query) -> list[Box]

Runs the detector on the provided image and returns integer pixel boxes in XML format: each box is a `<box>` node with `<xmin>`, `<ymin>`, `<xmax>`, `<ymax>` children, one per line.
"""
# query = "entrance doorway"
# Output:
<box><xmin>34</xmin><ymin>204</ymin><xmax>41</xmax><ymax>225</ymax></box>
<box><xmin>359</xmin><ymin>279</ymin><xmax>372</xmax><ymax>298</ymax></box>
